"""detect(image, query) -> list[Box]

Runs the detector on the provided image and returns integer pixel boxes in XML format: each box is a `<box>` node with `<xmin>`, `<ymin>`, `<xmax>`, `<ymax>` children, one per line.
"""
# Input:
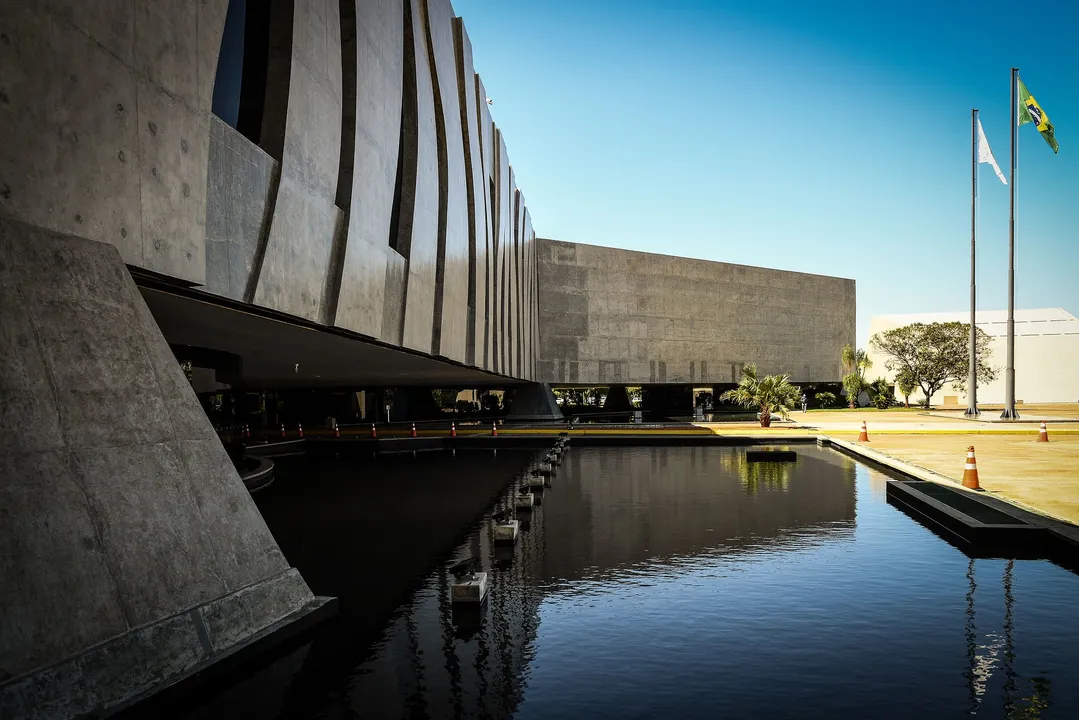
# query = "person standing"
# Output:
<box><xmin>800</xmin><ymin>393</ymin><xmax>808</xmax><ymax>413</ymax></box>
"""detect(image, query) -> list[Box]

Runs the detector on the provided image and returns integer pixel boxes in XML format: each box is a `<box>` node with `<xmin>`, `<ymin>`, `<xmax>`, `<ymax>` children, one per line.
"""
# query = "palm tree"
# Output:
<box><xmin>720</xmin><ymin>363</ymin><xmax>801</xmax><ymax>427</ymax></box>
<box><xmin>841</xmin><ymin>343</ymin><xmax>872</xmax><ymax>408</ymax></box>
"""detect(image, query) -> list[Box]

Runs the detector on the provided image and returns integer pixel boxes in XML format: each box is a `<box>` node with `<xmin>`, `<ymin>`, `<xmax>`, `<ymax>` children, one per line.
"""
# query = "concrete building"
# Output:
<box><xmin>537</xmin><ymin>239</ymin><xmax>855</xmax><ymax>387</ymax></box>
<box><xmin>865</xmin><ymin>308</ymin><xmax>1079</xmax><ymax>406</ymax></box>
<box><xmin>0</xmin><ymin>0</ymin><xmax>855</xmax><ymax>715</ymax></box>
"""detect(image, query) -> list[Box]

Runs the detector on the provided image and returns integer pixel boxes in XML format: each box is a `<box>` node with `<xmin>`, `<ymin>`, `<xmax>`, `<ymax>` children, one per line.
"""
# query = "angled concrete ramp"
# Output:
<box><xmin>0</xmin><ymin>218</ymin><xmax>328</xmax><ymax>719</ymax></box>
<box><xmin>506</xmin><ymin>383</ymin><xmax>564</xmax><ymax>421</ymax></box>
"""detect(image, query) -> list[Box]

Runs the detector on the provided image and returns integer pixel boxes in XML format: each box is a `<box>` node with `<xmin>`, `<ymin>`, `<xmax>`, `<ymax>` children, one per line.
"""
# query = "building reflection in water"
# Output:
<box><xmin>165</xmin><ymin>447</ymin><xmax>1079</xmax><ymax>719</ymax></box>
<box><xmin>345</xmin><ymin>446</ymin><xmax>859</xmax><ymax>717</ymax></box>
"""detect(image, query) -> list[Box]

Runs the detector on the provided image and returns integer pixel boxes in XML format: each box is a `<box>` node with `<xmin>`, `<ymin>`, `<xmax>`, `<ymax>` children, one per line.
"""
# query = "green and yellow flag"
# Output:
<box><xmin>1018</xmin><ymin>78</ymin><xmax>1059</xmax><ymax>153</ymax></box>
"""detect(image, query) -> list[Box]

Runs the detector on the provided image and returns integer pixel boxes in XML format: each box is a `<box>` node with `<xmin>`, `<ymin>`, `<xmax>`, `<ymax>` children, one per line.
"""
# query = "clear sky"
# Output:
<box><xmin>452</xmin><ymin>0</ymin><xmax>1078</xmax><ymax>346</ymax></box>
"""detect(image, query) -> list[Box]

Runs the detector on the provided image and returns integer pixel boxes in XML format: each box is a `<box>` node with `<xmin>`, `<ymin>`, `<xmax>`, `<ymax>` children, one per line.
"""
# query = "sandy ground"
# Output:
<box><xmin>842</xmin><ymin>434</ymin><xmax>1079</xmax><ymax>526</ymax></box>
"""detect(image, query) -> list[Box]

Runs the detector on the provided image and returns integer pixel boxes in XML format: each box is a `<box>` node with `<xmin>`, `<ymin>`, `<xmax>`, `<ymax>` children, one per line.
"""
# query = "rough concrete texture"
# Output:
<box><xmin>253</xmin><ymin>0</ymin><xmax>345</xmax><ymax>323</ymax></box>
<box><xmin>537</xmin><ymin>239</ymin><xmax>855</xmax><ymax>385</ymax></box>
<box><xmin>400</xmin><ymin>0</ymin><xmax>440</xmax><ymax>354</ymax></box>
<box><xmin>0</xmin><ymin>219</ymin><xmax>318</xmax><ymax>716</ymax></box>
<box><xmin>424</xmin><ymin>0</ymin><xmax>469</xmax><ymax>364</ymax></box>
<box><xmin>452</xmin><ymin>20</ymin><xmax>488</xmax><ymax>369</ymax></box>
<box><xmin>0</xmin><ymin>0</ymin><xmax>223</xmax><ymax>286</ymax></box>
<box><xmin>494</xmin><ymin>129</ymin><xmax>512</xmax><ymax>374</ymax></box>
<box><xmin>335</xmin><ymin>0</ymin><xmax>403</xmax><ymax>338</ymax></box>
<box><xmin>204</xmin><ymin>116</ymin><xmax>280</xmax><ymax>300</ymax></box>
<box><xmin>475</xmin><ymin>74</ymin><xmax>497</xmax><ymax>371</ymax></box>
<box><xmin>0</xmin><ymin>0</ymin><xmax>540</xmax><ymax>379</ymax></box>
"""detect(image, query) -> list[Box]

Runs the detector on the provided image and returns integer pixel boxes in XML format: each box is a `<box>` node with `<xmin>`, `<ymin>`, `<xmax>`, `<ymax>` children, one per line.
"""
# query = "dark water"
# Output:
<box><xmin>169</xmin><ymin>446</ymin><xmax>1079</xmax><ymax>719</ymax></box>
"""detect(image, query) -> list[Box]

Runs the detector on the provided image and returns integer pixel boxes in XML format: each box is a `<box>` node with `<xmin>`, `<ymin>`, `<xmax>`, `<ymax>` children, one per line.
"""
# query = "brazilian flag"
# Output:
<box><xmin>1018</xmin><ymin>79</ymin><xmax>1059</xmax><ymax>153</ymax></box>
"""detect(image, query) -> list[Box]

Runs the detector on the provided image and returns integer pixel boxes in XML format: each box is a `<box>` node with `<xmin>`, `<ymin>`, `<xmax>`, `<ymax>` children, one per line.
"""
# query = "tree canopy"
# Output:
<box><xmin>869</xmin><ymin>322</ymin><xmax>997</xmax><ymax>408</ymax></box>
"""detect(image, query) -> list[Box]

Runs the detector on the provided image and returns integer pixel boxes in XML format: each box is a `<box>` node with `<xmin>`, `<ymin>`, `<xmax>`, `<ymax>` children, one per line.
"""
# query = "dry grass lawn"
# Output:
<box><xmin>846</xmin><ymin>434</ymin><xmax>1079</xmax><ymax>526</ymax></box>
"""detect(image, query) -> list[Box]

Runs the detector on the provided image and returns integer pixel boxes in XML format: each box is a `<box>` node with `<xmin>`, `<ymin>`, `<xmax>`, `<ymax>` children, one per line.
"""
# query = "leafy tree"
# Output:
<box><xmin>720</xmin><ymin>363</ymin><xmax>801</xmax><ymax>427</ymax></box>
<box><xmin>841</xmin><ymin>344</ymin><xmax>872</xmax><ymax>408</ymax></box>
<box><xmin>895</xmin><ymin>368</ymin><xmax>918</xmax><ymax>408</ymax></box>
<box><xmin>870</xmin><ymin>322</ymin><xmax>997</xmax><ymax>409</ymax></box>
<box><xmin>869</xmin><ymin>378</ymin><xmax>894</xmax><ymax>409</ymax></box>
<box><xmin>814</xmin><ymin>391</ymin><xmax>836</xmax><ymax>408</ymax></box>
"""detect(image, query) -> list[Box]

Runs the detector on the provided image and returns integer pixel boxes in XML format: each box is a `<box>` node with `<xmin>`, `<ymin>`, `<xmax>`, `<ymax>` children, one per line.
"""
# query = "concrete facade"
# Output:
<box><xmin>0</xmin><ymin>219</ymin><xmax>324</xmax><ymax>718</ymax></box>
<box><xmin>0</xmin><ymin>0</ymin><xmax>540</xmax><ymax>383</ymax></box>
<box><xmin>866</xmin><ymin>308</ymin><xmax>1079</xmax><ymax>406</ymax></box>
<box><xmin>536</xmin><ymin>239</ymin><xmax>855</xmax><ymax>385</ymax></box>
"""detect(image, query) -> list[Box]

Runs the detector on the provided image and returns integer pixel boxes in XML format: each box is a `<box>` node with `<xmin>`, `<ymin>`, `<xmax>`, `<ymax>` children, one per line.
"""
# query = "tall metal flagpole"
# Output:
<box><xmin>1002</xmin><ymin>68</ymin><xmax>1019</xmax><ymax>419</ymax></box>
<box><xmin>966</xmin><ymin>109</ymin><xmax>979</xmax><ymax>417</ymax></box>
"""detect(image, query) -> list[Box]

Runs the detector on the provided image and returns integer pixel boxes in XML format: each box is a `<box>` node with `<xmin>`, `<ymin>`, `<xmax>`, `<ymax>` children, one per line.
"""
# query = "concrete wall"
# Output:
<box><xmin>0</xmin><ymin>0</ymin><xmax>227</xmax><ymax>286</ymax></box>
<box><xmin>0</xmin><ymin>0</ymin><xmax>540</xmax><ymax>380</ymax></box>
<box><xmin>536</xmin><ymin>239</ymin><xmax>855</xmax><ymax>385</ymax></box>
<box><xmin>253</xmin><ymin>0</ymin><xmax>346</xmax><ymax>324</ymax></box>
<box><xmin>204</xmin><ymin>116</ymin><xmax>280</xmax><ymax>300</ymax></box>
<box><xmin>0</xmin><ymin>219</ymin><xmax>321</xmax><ymax>718</ymax></box>
<box><xmin>866</xmin><ymin>308</ymin><xmax>1079</xmax><ymax>406</ymax></box>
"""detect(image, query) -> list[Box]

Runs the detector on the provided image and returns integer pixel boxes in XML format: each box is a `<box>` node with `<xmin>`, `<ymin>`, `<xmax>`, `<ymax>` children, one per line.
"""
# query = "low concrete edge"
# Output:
<box><xmin>1</xmin><ymin>569</ymin><xmax>336</xmax><ymax>720</ymax></box>
<box><xmin>821</xmin><ymin>436</ymin><xmax>1079</xmax><ymax>549</ymax></box>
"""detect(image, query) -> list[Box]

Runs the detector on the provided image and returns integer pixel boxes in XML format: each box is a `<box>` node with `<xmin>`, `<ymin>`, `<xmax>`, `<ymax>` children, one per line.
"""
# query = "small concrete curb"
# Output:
<box><xmin>822</xmin><ymin>436</ymin><xmax>1079</xmax><ymax>547</ymax></box>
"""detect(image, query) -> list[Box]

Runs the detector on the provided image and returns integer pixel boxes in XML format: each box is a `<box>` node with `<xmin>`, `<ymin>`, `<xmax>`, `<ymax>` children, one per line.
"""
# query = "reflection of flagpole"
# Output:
<box><xmin>1002</xmin><ymin>560</ymin><xmax>1018</xmax><ymax>713</ymax></box>
<box><xmin>964</xmin><ymin>558</ymin><xmax>978</xmax><ymax>712</ymax></box>
<box><xmin>966</xmin><ymin>109</ymin><xmax>980</xmax><ymax>418</ymax></box>
<box><xmin>1002</xmin><ymin>68</ymin><xmax>1020</xmax><ymax>419</ymax></box>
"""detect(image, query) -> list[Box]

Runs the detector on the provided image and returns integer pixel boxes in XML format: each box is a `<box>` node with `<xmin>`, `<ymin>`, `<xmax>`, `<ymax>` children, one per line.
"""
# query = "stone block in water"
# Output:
<box><xmin>451</xmin><ymin>572</ymin><xmax>488</xmax><ymax>604</ymax></box>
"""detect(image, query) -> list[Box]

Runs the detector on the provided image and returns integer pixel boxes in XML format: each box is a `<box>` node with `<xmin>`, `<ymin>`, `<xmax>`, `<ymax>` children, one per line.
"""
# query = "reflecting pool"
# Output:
<box><xmin>167</xmin><ymin>446</ymin><xmax>1079</xmax><ymax>719</ymax></box>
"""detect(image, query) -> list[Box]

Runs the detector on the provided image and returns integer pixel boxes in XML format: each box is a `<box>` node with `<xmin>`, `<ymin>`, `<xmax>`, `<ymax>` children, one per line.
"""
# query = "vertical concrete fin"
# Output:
<box><xmin>252</xmin><ymin>0</ymin><xmax>345</xmax><ymax>323</ymax></box>
<box><xmin>476</xmin><ymin>74</ymin><xmax>495</xmax><ymax>370</ymax></box>
<box><xmin>322</xmin><ymin>0</ymin><xmax>358</xmax><ymax>327</ymax></box>
<box><xmin>257</xmin><ymin>0</ymin><xmax>296</xmax><ymax>162</ymax></box>
<box><xmin>383</xmin><ymin>0</ymin><xmax>419</xmax><ymax>345</ymax></box>
<box><xmin>421</xmin><ymin>0</ymin><xmax>468</xmax><ymax>363</ymax></box>
<box><xmin>453</xmin><ymin>19</ymin><xmax>482</xmax><ymax>368</ymax></box>
<box><xmin>334</xmin><ymin>0</ymin><xmax>402</xmax><ymax>338</ymax></box>
<box><xmin>399</xmin><ymin>0</ymin><xmax>439</xmax><ymax>353</ymax></box>
<box><xmin>422</xmin><ymin>0</ymin><xmax>450</xmax><ymax>359</ymax></box>
<box><xmin>242</xmin><ymin>0</ymin><xmax>294</xmax><ymax>304</ymax></box>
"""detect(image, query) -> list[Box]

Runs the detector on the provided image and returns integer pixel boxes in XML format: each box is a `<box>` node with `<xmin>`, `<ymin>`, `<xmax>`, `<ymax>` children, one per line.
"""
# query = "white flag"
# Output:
<box><xmin>977</xmin><ymin>120</ymin><xmax>1007</xmax><ymax>185</ymax></box>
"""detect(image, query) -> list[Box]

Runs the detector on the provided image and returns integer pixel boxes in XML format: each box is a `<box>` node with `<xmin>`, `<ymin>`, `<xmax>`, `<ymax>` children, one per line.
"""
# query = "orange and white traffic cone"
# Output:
<box><xmin>334</xmin><ymin>422</ymin><xmax>340</xmax><ymax>438</ymax></box>
<box><xmin>410</xmin><ymin>423</ymin><xmax>417</xmax><ymax>438</ymax></box>
<box><xmin>371</xmin><ymin>423</ymin><xmax>377</xmax><ymax>438</ymax></box>
<box><xmin>962</xmin><ymin>446</ymin><xmax>981</xmax><ymax>490</ymax></box>
<box><xmin>1038</xmin><ymin>421</ymin><xmax>1049</xmax><ymax>443</ymax></box>
<box><xmin>450</xmin><ymin>422</ymin><xmax>457</xmax><ymax>437</ymax></box>
<box><xmin>858</xmin><ymin>421</ymin><xmax>869</xmax><ymax>442</ymax></box>
<box><xmin>243</xmin><ymin>424</ymin><xmax>250</xmax><ymax>439</ymax></box>
<box><xmin>281</xmin><ymin>424</ymin><xmax>286</xmax><ymax>439</ymax></box>
<box><xmin>492</xmin><ymin>422</ymin><xmax>498</xmax><ymax>437</ymax></box>
<box><xmin>298</xmin><ymin>424</ymin><xmax>303</xmax><ymax>438</ymax></box>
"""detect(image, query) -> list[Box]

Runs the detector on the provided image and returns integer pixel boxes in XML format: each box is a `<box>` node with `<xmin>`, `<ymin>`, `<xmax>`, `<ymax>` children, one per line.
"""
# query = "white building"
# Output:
<box><xmin>865</xmin><ymin>308</ymin><xmax>1079</xmax><ymax>407</ymax></box>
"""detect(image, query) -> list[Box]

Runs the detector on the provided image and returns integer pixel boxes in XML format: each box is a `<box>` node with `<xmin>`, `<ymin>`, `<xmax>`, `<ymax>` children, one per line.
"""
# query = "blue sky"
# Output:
<box><xmin>452</xmin><ymin>0</ymin><xmax>1079</xmax><ymax>345</ymax></box>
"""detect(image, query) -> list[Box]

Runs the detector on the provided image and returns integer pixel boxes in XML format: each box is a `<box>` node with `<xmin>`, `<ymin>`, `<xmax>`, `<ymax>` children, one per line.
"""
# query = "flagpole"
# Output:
<box><xmin>966</xmin><ymin>108</ymin><xmax>979</xmax><ymax>417</ymax></box>
<box><xmin>1002</xmin><ymin>68</ymin><xmax>1019</xmax><ymax>419</ymax></box>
